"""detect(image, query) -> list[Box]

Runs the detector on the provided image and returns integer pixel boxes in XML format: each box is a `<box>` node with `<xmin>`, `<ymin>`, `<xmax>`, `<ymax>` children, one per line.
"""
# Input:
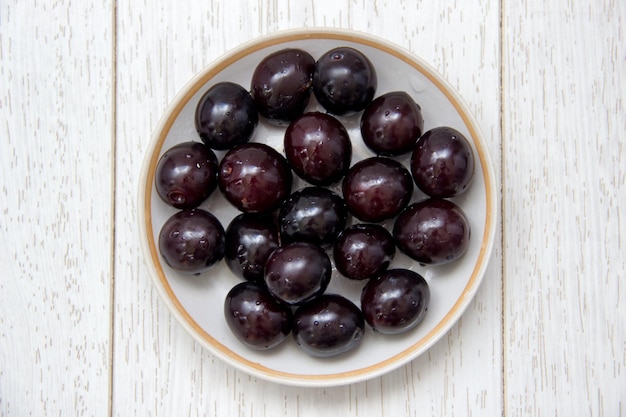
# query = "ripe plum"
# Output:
<box><xmin>155</xmin><ymin>141</ymin><xmax>218</xmax><ymax>209</ymax></box>
<box><xmin>218</xmin><ymin>143</ymin><xmax>293</xmax><ymax>214</ymax></box>
<box><xmin>342</xmin><ymin>157</ymin><xmax>413</xmax><ymax>222</ymax></box>
<box><xmin>393</xmin><ymin>198</ymin><xmax>470</xmax><ymax>265</ymax></box>
<box><xmin>360</xmin><ymin>91</ymin><xmax>424</xmax><ymax>156</ymax></box>
<box><xmin>158</xmin><ymin>208</ymin><xmax>226</xmax><ymax>275</ymax></box>
<box><xmin>195</xmin><ymin>82</ymin><xmax>258</xmax><ymax>150</ymax></box>
<box><xmin>360</xmin><ymin>269</ymin><xmax>430</xmax><ymax>334</ymax></box>
<box><xmin>264</xmin><ymin>242</ymin><xmax>331</xmax><ymax>306</ymax></box>
<box><xmin>292</xmin><ymin>294</ymin><xmax>365</xmax><ymax>357</ymax></box>
<box><xmin>224</xmin><ymin>281</ymin><xmax>292</xmax><ymax>350</ymax></box>
<box><xmin>411</xmin><ymin>126</ymin><xmax>475</xmax><ymax>198</ymax></box>
<box><xmin>313</xmin><ymin>46</ymin><xmax>377</xmax><ymax>115</ymax></box>
<box><xmin>278</xmin><ymin>186</ymin><xmax>347</xmax><ymax>246</ymax></box>
<box><xmin>251</xmin><ymin>48</ymin><xmax>316</xmax><ymax>123</ymax></box>
<box><xmin>224</xmin><ymin>214</ymin><xmax>280</xmax><ymax>282</ymax></box>
<box><xmin>284</xmin><ymin>112</ymin><xmax>352</xmax><ymax>186</ymax></box>
<box><xmin>333</xmin><ymin>223</ymin><xmax>396</xmax><ymax>280</ymax></box>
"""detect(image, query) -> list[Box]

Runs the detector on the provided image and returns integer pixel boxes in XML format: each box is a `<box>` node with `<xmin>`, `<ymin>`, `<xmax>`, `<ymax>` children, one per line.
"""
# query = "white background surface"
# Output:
<box><xmin>1</xmin><ymin>0</ymin><xmax>624</xmax><ymax>415</ymax></box>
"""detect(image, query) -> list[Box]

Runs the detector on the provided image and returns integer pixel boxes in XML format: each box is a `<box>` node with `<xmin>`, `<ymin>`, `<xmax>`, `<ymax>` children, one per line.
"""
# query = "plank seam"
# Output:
<box><xmin>108</xmin><ymin>0</ymin><xmax>118</xmax><ymax>415</ymax></box>
<box><xmin>499</xmin><ymin>0</ymin><xmax>508</xmax><ymax>416</ymax></box>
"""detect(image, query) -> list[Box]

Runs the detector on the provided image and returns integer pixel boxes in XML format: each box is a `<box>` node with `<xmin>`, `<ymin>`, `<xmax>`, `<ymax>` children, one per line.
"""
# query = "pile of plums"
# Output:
<box><xmin>154</xmin><ymin>46</ymin><xmax>475</xmax><ymax>358</ymax></box>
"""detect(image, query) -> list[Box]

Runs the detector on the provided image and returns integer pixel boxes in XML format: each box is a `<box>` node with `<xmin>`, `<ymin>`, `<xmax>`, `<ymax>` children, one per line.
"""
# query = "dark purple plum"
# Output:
<box><xmin>195</xmin><ymin>82</ymin><xmax>258</xmax><ymax>150</ymax></box>
<box><xmin>360</xmin><ymin>91</ymin><xmax>424</xmax><ymax>156</ymax></box>
<box><xmin>360</xmin><ymin>269</ymin><xmax>430</xmax><ymax>334</ymax></box>
<box><xmin>251</xmin><ymin>48</ymin><xmax>316</xmax><ymax>124</ymax></box>
<box><xmin>278</xmin><ymin>187</ymin><xmax>347</xmax><ymax>246</ymax></box>
<box><xmin>292</xmin><ymin>294</ymin><xmax>365</xmax><ymax>358</ymax></box>
<box><xmin>284</xmin><ymin>112</ymin><xmax>352</xmax><ymax>186</ymax></box>
<box><xmin>411</xmin><ymin>126</ymin><xmax>475</xmax><ymax>198</ymax></box>
<box><xmin>333</xmin><ymin>223</ymin><xmax>395</xmax><ymax>280</ymax></box>
<box><xmin>313</xmin><ymin>47</ymin><xmax>377</xmax><ymax>115</ymax></box>
<box><xmin>393</xmin><ymin>198</ymin><xmax>470</xmax><ymax>265</ymax></box>
<box><xmin>154</xmin><ymin>141</ymin><xmax>219</xmax><ymax>209</ymax></box>
<box><xmin>158</xmin><ymin>208</ymin><xmax>225</xmax><ymax>275</ymax></box>
<box><xmin>218</xmin><ymin>143</ymin><xmax>293</xmax><ymax>214</ymax></box>
<box><xmin>342</xmin><ymin>157</ymin><xmax>413</xmax><ymax>222</ymax></box>
<box><xmin>224</xmin><ymin>281</ymin><xmax>292</xmax><ymax>350</ymax></box>
<box><xmin>264</xmin><ymin>242</ymin><xmax>331</xmax><ymax>306</ymax></box>
<box><xmin>224</xmin><ymin>214</ymin><xmax>280</xmax><ymax>282</ymax></box>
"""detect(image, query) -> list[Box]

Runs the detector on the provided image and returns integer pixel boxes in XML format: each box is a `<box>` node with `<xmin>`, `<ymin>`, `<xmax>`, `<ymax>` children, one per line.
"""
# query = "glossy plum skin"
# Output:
<box><xmin>155</xmin><ymin>141</ymin><xmax>219</xmax><ymax>209</ymax></box>
<box><xmin>393</xmin><ymin>198</ymin><xmax>470</xmax><ymax>265</ymax></box>
<box><xmin>224</xmin><ymin>281</ymin><xmax>292</xmax><ymax>350</ymax></box>
<box><xmin>293</xmin><ymin>294</ymin><xmax>365</xmax><ymax>358</ymax></box>
<box><xmin>360</xmin><ymin>269</ymin><xmax>430</xmax><ymax>334</ymax></box>
<box><xmin>278</xmin><ymin>187</ymin><xmax>348</xmax><ymax>246</ymax></box>
<box><xmin>410</xmin><ymin>126</ymin><xmax>475</xmax><ymax>198</ymax></box>
<box><xmin>158</xmin><ymin>209</ymin><xmax>226</xmax><ymax>275</ymax></box>
<box><xmin>218</xmin><ymin>143</ymin><xmax>293</xmax><ymax>214</ymax></box>
<box><xmin>342</xmin><ymin>157</ymin><xmax>413</xmax><ymax>222</ymax></box>
<box><xmin>313</xmin><ymin>47</ymin><xmax>377</xmax><ymax>115</ymax></box>
<box><xmin>224</xmin><ymin>214</ymin><xmax>280</xmax><ymax>282</ymax></box>
<box><xmin>360</xmin><ymin>91</ymin><xmax>424</xmax><ymax>156</ymax></box>
<box><xmin>251</xmin><ymin>48</ymin><xmax>316</xmax><ymax>124</ymax></box>
<box><xmin>194</xmin><ymin>82</ymin><xmax>258</xmax><ymax>150</ymax></box>
<box><xmin>333</xmin><ymin>224</ymin><xmax>396</xmax><ymax>280</ymax></box>
<box><xmin>284</xmin><ymin>112</ymin><xmax>352</xmax><ymax>186</ymax></box>
<box><xmin>264</xmin><ymin>242</ymin><xmax>332</xmax><ymax>306</ymax></box>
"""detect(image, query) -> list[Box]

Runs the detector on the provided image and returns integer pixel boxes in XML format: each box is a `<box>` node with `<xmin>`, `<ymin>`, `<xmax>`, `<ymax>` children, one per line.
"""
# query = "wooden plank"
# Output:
<box><xmin>502</xmin><ymin>1</ymin><xmax>626</xmax><ymax>415</ymax></box>
<box><xmin>113</xmin><ymin>0</ymin><xmax>502</xmax><ymax>415</ymax></box>
<box><xmin>0</xmin><ymin>1</ymin><xmax>114</xmax><ymax>416</ymax></box>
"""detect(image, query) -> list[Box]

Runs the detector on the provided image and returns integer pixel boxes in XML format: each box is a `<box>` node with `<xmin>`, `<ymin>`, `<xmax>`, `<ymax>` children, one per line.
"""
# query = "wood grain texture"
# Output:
<box><xmin>113</xmin><ymin>1</ymin><xmax>502</xmax><ymax>416</ymax></box>
<box><xmin>2</xmin><ymin>0</ymin><xmax>624</xmax><ymax>415</ymax></box>
<box><xmin>0</xmin><ymin>1</ymin><xmax>114</xmax><ymax>416</ymax></box>
<box><xmin>503</xmin><ymin>0</ymin><xmax>626</xmax><ymax>415</ymax></box>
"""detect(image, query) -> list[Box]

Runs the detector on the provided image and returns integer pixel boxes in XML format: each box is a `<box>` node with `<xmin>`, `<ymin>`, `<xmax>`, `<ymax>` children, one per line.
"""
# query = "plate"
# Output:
<box><xmin>138</xmin><ymin>28</ymin><xmax>497</xmax><ymax>387</ymax></box>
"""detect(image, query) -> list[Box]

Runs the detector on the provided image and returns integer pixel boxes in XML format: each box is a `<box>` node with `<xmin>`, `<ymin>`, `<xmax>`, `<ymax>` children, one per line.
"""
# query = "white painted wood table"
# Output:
<box><xmin>1</xmin><ymin>0</ymin><xmax>624</xmax><ymax>415</ymax></box>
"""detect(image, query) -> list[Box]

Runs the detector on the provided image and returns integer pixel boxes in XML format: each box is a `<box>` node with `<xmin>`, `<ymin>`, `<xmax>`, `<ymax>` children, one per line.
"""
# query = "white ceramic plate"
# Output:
<box><xmin>138</xmin><ymin>28</ymin><xmax>497</xmax><ymax>387</ymax></box>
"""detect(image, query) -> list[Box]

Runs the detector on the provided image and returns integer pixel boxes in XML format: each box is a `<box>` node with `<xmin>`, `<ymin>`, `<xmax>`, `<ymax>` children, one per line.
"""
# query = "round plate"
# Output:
<box><xmin>138</xmin><ymin>28</ymin><xmax>497</xmax><ymax>387</ymax></box>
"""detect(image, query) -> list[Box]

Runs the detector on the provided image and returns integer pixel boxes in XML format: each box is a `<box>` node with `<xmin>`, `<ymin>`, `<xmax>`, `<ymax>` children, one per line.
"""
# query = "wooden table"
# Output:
<box><xmin>1</xmin><ymin>0</ymin><xmax>624</xmax><ymax>415</ymax></box>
